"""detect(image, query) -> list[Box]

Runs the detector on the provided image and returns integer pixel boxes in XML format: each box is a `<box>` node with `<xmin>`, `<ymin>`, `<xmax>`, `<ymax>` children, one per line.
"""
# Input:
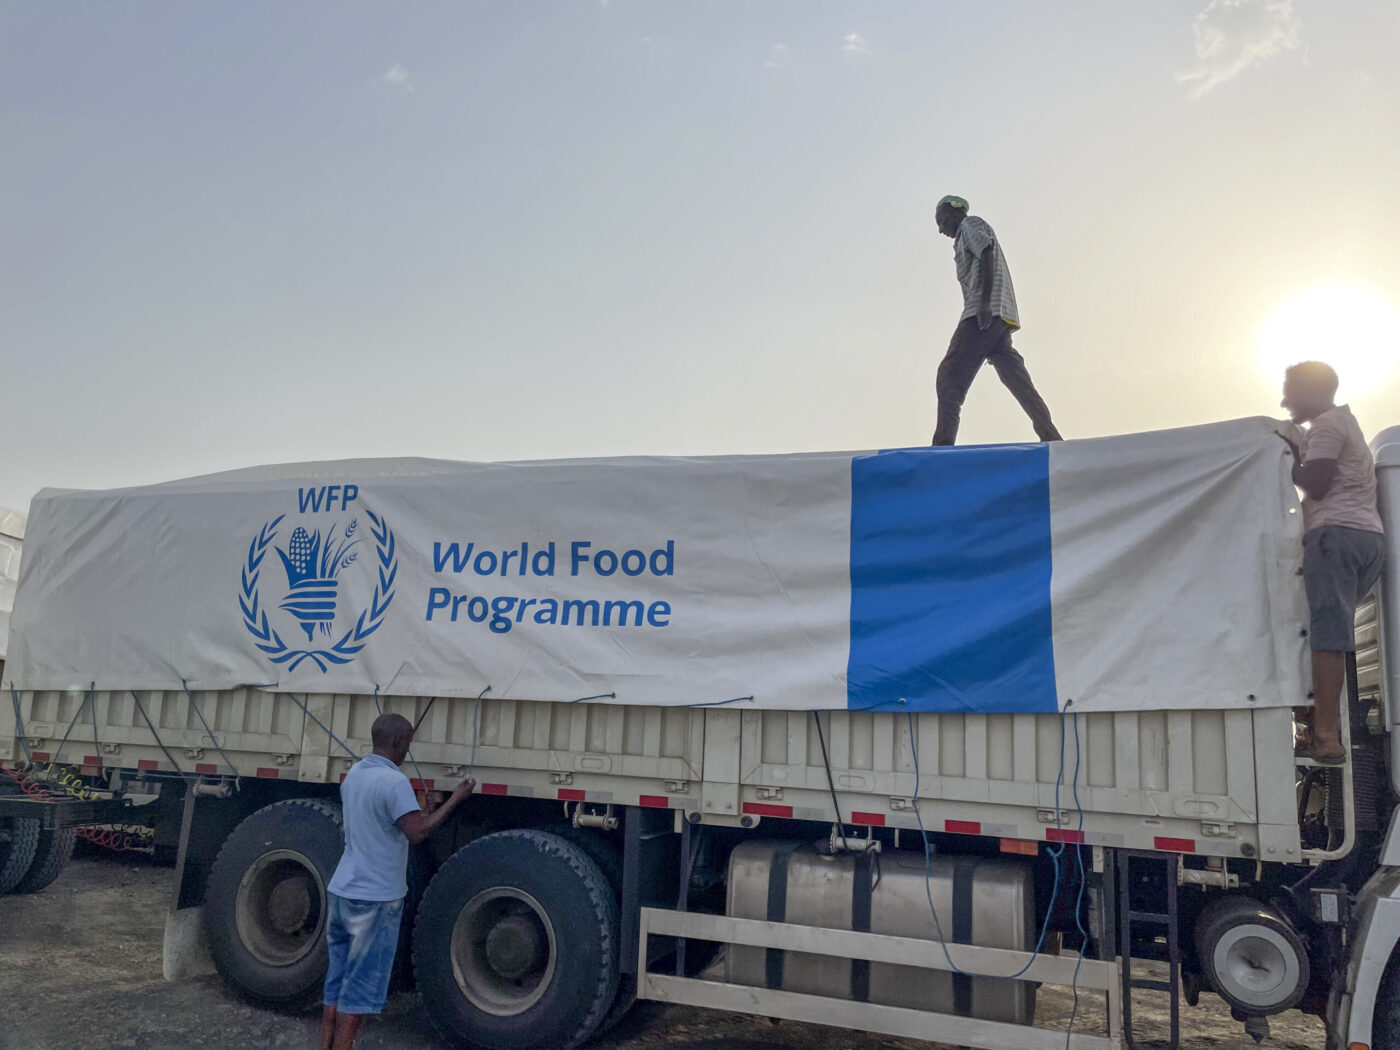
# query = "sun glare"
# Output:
<box><xmin>1258</xmin><ymin>285</ymin><xmax>1400</xmax><ymax>397</ymax></box>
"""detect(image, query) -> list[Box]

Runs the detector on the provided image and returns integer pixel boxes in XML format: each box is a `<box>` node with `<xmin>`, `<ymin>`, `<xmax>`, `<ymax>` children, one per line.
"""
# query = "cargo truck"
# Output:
<box><xmin>1</xmin><ymin>418</ymin><xmax>1397</xmax><ymax>1050</ymax></box>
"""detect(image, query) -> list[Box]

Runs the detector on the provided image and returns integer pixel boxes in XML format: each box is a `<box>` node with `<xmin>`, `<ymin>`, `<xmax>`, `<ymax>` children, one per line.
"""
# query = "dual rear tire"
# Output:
<box><xmin>204</xmin><ymin>800</ymin><xmax>624</xmax><ymax>1050</ymax></box>
<box><xmin>414</xmin><ymin>828</ymin><xmax>620</xmax><ymax>1050</ymax></box>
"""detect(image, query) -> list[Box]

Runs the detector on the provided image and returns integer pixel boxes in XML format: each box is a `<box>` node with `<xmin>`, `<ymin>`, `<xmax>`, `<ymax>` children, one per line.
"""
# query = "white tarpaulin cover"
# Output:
<box><xmin>3</xmin><ymin>418</ymin><xmax>1309</xmax><ymax>712</ymax></box>
<box><xmin>0</xmin><ymin>508</ymin><xmax>23</xmax><ymax>661</ymax></box>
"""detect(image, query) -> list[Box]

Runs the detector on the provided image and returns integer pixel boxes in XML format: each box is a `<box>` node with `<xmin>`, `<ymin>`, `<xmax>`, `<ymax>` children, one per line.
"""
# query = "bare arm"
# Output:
<box><xmin>1293</xmin><ymin>458</ymin><xmax>1339</xmax><ymax>501</ymax></box>
<box><xmin>397</xmin><ymin>778</ymin><xmax>475</xmax><ymax>845</ymax></box>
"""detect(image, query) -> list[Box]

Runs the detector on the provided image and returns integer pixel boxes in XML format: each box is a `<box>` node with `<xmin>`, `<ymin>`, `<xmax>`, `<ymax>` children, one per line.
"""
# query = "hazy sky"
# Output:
<box><xmin>2</xmin><ymin>0</ymin><xmax>1398</xmax><ymax>513</ymax></box>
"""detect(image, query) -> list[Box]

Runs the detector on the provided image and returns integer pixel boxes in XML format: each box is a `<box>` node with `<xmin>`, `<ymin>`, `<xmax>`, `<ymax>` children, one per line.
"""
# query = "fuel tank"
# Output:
<box><xmin>725</xmin><ymin>840</ymin><xmax>1037</xmax><ymax>1024</ymax></box>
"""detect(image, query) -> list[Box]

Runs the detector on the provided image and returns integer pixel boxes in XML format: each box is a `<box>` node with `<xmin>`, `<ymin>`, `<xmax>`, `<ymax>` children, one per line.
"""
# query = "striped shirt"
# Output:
<box><xmin>953</xmin><ymin>215</ymin><xmax>1019</xmax><ymax>329</ymax></box>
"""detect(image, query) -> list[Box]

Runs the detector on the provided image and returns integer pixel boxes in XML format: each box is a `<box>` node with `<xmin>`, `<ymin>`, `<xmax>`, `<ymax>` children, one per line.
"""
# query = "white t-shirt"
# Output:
<box><xmin>1300</xmin><ymin>404</ymin><xmax>1384</xmax><ymax>535</ymax></box>
<box><xmin>953</xmin><ymin>215</ymin><xmax>1020</xmax><ymax>329</ymax></box>
<box><xmin>327</xmin><ymin>753</ymin><xmax>421</xmax><ymax>902</ymax></box>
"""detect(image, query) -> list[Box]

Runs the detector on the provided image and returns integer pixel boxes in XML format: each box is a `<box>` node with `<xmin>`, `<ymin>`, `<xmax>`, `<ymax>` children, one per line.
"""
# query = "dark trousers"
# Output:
<box><xmin>932</xmin><ymin>318</ymin><xmax>1062</xmax><ymax>446</ymax></box>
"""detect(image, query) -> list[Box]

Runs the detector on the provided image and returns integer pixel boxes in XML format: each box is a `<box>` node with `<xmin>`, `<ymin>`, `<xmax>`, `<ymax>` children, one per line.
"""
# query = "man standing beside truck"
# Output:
<box><xmin>321</xmin><ymin>713</ymin><xmax>475</xmax><ymax>1050</ymax></box>
<box><xmin>1279</xmin><ymin>361</ymin><xmax>1387</xmax><ymax>764</ymax></box>
<box><xmin>931</xmin><ymin>194</ymin><xmax>1062</xmax><ymax>446</ymax></box>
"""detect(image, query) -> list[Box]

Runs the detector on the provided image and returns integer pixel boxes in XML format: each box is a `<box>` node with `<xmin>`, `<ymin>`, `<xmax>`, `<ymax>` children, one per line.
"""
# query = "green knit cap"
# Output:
<box><xmin>937</xmin><ymin>195</ymin><xmax>969</xmax><ymax>211</ymax></box>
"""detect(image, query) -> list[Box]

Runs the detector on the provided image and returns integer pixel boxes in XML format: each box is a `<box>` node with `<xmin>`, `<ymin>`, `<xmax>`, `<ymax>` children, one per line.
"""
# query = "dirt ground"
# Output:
<box><xmin>0</xmin><ymin>852</ymin><xmax>1326</xmax><ymax>1050</ymax></box>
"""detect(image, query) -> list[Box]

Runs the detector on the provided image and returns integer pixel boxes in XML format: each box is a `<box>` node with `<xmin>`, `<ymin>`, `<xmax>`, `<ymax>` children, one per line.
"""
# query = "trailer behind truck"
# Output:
<box><xmin>2</xmin><ymin>417</ymin><xmax>1398</xmax><ymax>1050</ymax></box>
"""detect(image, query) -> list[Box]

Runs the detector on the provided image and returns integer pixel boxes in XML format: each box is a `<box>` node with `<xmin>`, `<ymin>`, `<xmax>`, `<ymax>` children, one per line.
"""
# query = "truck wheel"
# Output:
<box><xmin>204</xmin><ymin>798</ymin><xmax>343</xmax><ymax>1008</ymax></box>
<box><xmin>10</xmin><ymin>826</ymin><xmax>76</xmax><ymax>894</ymax></box>
<box><xmin>0</xmin><ymin>816</ymin><xmax>41</xmax><ymax>895</ymax></box>
<box><xmin>414</xmin><ymin>828</ymin><xmax>619</xmax><ymax>1050</ymax></box>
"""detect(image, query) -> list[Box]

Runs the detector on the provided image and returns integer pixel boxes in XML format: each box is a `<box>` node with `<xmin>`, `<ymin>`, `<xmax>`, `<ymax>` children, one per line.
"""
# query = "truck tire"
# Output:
<box><xmin>10</xmin><ymin>826</ymin><xmax>76</xmax><ymax>894</ymax></box>
<box><xmin>545</xmin><ymin>824</ymin><xmax>636</xmax><ymax>1034</ymax></box>
<box><xmin>389</xmin><ymin>843</ymin><xmax>431</xmax><ymax>993</ymax></box>
<box><xmin>0</xmin><ymin>816</ymin><xmax>41</xmax><ymax>895</ymax></box>
<box><xmin>414</xmin><ymin>828</ymin><xmax>619</xmax><ymax>1050</ymax></box>
<box><xmin>204</xmin><ymin>798</ymin><xmax>343</xmax><ymax>1008</ymax></box>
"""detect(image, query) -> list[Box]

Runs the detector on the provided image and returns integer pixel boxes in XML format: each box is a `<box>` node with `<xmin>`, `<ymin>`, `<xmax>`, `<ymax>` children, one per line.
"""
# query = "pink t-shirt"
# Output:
<box><xmin>1300</xmin><ymin>404</ymin><xmax>1383</xmax><ymax>535</ymax></box>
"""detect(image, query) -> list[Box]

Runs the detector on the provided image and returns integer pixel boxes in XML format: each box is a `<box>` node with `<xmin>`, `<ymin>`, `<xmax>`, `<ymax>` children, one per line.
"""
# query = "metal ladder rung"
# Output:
<box><xmin>1125</xmin><ymin>911</ymin><xmax>1170</xmax><ymax>924</ymax></box>
<box><xmin>1127</xmin><ymin>979</ymin><xmax>1173</xmax><ymax>993</ymax></box>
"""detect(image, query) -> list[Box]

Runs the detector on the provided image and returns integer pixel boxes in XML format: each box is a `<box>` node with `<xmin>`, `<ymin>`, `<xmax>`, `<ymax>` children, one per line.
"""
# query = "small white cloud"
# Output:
<box><xmin>641</xmin><ymin>35</ymin><xmax>654</xmax><ymax>45</ymax></box>
<box><xmin>764</xmin><ymin>43</ymin><xmax>790</xmax><ymax>71</ymax></box>
<box><xmin>381</xmin><ymin>63</ymin><xmax>413</xmax><ymax>93</ymax></box>
<box><xmin>1178</xmin><ymin>0</ymin><xmax>1300</xmax><ymax>98</ymax></box>
<box><xmin>842</xmin><ymin>32</ymin><xmax>871</xmax><ymax>62</ymax></box>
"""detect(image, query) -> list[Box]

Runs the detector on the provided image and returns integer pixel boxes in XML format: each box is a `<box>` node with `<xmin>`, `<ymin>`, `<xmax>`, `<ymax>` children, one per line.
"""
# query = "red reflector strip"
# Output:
<box><xmin>1155</xmin><ymin>836</ymin><xmax>1196</xmax><ymax>854</ymax></box>
<box><xmin>558</xmin><ymin>788</ymin><xmax>586</xmax><ymax>802</ymax></box>
<box><xmin>742</xmin><ymin>801</ymin><xmax>794</xmax><ymax>818</ymax></box>
<box><xmin>255</xmin><ymin>767</ymin><xmax>281</xmax><ymax>779</ymax></box>
<box><xmin>83</xmin><ymin>755</ymin><xmax>101</xmax><ymax>767</ymax></box>
<box><xmin>195</xmin><ymin>763</ymin><xmax>218</xmax><ymax>775</ymax></box>
<box><xmin>851</xmin><ymin>811</ymin><xmax>885</xmax><ymax>826</ymax></box>
<box><xmin>1046</xmin><ymin>828</ymin><xmax>1085</xmax><ymax>844</ymax></box>
<box><xmin>945</xmin><ymin>819</ymin><xmax>982</xmax><ymax>836</ymax></box>
<box><xmin>410</xmin><ymin>778</ymin><xmax>436</xmax><ymax>791</ymax></box>
<box><xmin>137</xmin><ymin>759</ymin><xmax>159</xmax><ymax>771</ymax></box>
<box><xmin>639</xmin><ymin>794</ymin><xmax>670</xmax><ymax>808</ymax></box>
<box><xmin>1000</xmin><ymin>838</ymin><xmax>1040</xmax><ymax>856</ymax></box>
<box><xmin>32</xmin><ymin>752</ymin><xmax>50</xmax><ymax>763</ymax></box>
<box><xmin>481</xmin><ymin>783</ymin><xmax>508</xmax><ymax>795</ymax></box>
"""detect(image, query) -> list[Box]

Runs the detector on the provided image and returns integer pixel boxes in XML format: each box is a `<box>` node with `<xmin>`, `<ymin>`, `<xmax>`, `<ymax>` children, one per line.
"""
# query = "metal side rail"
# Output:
<box><xmin>0</xmin><ymin>792</ymin><xmax>134</xmax><ymax>829</ymax></box>
<box><xmin>637</xmin><ymin>908</ymin><xmax>1123</xmax><ymax>1050</ymax></box>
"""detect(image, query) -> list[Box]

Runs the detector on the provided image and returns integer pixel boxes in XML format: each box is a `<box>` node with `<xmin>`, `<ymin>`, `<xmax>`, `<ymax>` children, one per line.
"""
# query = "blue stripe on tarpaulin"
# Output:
<box><xmin>847</xmin><ymin>444</ymin><xmax>1057</xmax><ymax>713</ymax></box>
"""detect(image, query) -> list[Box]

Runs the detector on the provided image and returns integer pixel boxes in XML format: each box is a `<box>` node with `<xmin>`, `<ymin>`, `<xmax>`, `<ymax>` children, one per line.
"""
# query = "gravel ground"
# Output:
<box><xmin>0</xmin><ymin>852</ymin><xmax>1326</xmax><ymax>1050</ymax></box>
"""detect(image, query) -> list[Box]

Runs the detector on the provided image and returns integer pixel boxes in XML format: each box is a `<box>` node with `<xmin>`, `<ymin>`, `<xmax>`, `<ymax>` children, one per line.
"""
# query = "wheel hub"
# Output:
<box><xmin>450</xmin><ymin>887</ymin><xmax>558</xmax><ymax>1017</ymax></box>
<box><xmin>234</xmin><ymin>849</ymin><xmax>326</xmax><ymax>968</ymax></box>
<box><xmin>267</xmin><ymin>875</ymin><xmax>313</xmax><ymax>933</ymax></box>
<box><xmin>485</xmin><ymin>914</ymin><xmax>546</xmax><ymax>979</ymax></box>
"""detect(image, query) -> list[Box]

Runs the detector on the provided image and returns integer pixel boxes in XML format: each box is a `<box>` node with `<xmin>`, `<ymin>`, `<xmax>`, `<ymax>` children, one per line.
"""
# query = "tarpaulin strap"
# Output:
<box><xmin>764</xmin><ymin>840</ymin><xmax>805</xmax><ymax>990</ymax></box>
<box><xmin>284</xmin><ymin>692</ymin><xmax>358</xmax><ymax>760</ymax></box>
<box><xmin>46</xmin><ymin>682</ymin><xmax>95</xmax><ymax>776</ymax></box>
<box><xmin>8</xmin><ymin>684</ymin><xmax>34</xmax><ymax>767</ymax></box>
<box><xmin>129</xmin><ymin>691</ymin><xmax>189</xmax><ymax>778</ymax></box>
<box><xmin>88</xmin><ymin>680</ymin><xmax>101</xmax><ymax>762</ymax></box>
<box><xmin>465</xmin><ymin>686</ymin><xmax>490</xmax><ymax>778</ymax></box>
<box><xmin>850</xmin><ymin>849</ymin><xmax>876</xmax><ymax>1002</ymax></box>
<box><xmin>181</xmin><ymin>680</ymin><xmax>242</xmax><ymax>780</ymax></box>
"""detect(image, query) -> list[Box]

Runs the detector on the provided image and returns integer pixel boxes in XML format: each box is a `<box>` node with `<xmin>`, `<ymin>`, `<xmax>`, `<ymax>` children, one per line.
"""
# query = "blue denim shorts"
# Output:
<box><xmin>323</xmin><ymin>893</ymin><xmax>404</xmax><ymax>1015</ymax></box>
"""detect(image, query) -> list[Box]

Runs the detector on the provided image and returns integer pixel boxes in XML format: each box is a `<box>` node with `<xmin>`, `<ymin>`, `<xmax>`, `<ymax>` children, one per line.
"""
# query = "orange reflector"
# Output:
<box><xmin>1349</xmin><ymin>1043</ymin><xmax>1369</xmax><ymax>1050</ymax></box>
<box><xmin>1000</xmin><ymin>838</ymin><xmax>1039</xmax><ymax>856</ymax></box>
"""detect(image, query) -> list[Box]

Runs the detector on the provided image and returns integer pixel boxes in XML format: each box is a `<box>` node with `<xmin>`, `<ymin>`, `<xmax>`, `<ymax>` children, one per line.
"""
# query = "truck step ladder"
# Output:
<box><xmin>1117</xmin><ymin>850</ymin><xmax>1181</xmax><ymax>1050</ymax></box>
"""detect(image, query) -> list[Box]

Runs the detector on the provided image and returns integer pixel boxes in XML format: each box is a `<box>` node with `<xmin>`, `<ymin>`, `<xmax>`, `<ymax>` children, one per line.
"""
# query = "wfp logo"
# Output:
<box><xmin>239</xmin><ymin>485</ymin><xmax>398</xmax><ymax>673</ymax></box>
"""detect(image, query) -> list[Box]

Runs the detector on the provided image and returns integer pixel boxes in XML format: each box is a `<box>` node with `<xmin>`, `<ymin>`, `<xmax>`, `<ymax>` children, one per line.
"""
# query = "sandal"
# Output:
<box><xmin>1297</xmin><ymin>744</ymin><xmax>1346</xmax><ymax>766</ymax></box>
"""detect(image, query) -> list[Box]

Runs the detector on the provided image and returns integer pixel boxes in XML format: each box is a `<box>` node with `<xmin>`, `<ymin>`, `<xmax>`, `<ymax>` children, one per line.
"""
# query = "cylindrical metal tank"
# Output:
<box><xmin>725</xmin><ymin>840</ymin><xmax>1037</xmax><ymax>1024</ymax></box>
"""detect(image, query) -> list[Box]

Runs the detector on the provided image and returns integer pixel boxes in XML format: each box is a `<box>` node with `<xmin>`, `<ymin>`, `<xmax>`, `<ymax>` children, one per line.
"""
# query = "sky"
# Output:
<box><xmin>2</xmin><ymin>0</ymin><xmax>1398</xmax><ymax>513</ymax></box>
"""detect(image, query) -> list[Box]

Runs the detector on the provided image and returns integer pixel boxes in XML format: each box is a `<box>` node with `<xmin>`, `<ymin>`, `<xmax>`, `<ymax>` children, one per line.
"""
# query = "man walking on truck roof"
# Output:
<box><xmin>1279</xmin><ymin>362</ymin><xmax>1386</xmax><ymax>765</ymax></box>
<box><xmin>932</xmin><ymin>195</ymin><xmax>1062</xmax><ymax>446</ymax></box>
<box><xmin>320</xmin><ymin>713</ymin><xmax>475</xmax><ymax>1050</ymax></box>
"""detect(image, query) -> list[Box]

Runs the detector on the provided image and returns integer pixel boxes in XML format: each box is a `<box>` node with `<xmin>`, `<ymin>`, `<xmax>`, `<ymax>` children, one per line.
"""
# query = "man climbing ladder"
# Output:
<box><xmin>932</xmin><ymin>194</ymin><xmax>1062</xmax><ymax>446</ymax></box>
